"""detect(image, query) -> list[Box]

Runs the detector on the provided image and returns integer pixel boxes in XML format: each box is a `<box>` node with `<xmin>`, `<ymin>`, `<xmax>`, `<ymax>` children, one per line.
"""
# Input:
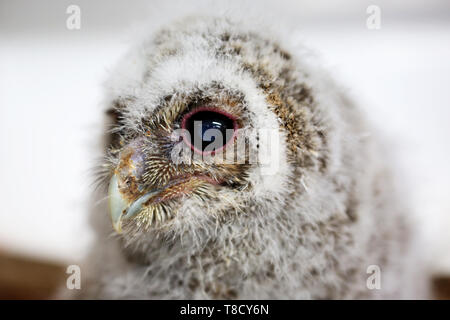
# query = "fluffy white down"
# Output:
<box><xmin>74</xmin><ymin>16</ymin><xmax>429</xmax><ymax>299</ymax></box>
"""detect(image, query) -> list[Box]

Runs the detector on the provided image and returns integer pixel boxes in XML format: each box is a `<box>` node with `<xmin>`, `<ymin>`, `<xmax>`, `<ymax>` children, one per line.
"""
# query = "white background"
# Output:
<box><xmin>1</xmin><ymin>0</ymin><xmax>449</xmax><ymax>273</ymax></box>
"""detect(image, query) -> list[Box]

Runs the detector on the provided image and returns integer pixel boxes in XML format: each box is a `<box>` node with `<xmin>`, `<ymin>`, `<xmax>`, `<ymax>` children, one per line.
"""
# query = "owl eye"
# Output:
<box><xmin>181</xmin><ymin>107</ymin><xmax>238</xmax><ymax>154</ymax></box>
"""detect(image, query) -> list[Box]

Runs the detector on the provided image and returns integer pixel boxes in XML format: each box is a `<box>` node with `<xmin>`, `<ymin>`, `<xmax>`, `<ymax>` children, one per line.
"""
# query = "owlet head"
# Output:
<box><xmin>102</xmin><ymin>17</ymin><xmax>327</xmax><ymax>242</ymax></box>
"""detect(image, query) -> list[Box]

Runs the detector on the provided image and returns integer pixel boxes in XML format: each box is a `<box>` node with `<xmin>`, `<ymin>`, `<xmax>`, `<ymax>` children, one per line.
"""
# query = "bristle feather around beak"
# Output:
<box><xmin>108</xmin><ymin>173</ymin><xmax>161</xmax><ymax>233</ymax></box>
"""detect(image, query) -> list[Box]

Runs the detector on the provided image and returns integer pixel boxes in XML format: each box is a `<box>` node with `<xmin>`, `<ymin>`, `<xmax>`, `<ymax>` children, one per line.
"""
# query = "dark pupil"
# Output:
<box><xmin>186</xmin><ymin>111</ymin><xmax>234</xmax><ymax>151</ymax></box>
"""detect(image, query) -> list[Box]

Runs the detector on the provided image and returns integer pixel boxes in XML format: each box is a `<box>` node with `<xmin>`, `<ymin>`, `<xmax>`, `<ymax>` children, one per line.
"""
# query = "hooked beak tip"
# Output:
<box><xmin>108</xmin><ymin>173</ymin><xmax>159</xmax><ymax>234</ymax></box>
<box><xmin>112</xmin><ymin>221</ymin><xmax>123</xmax><ymax>234</ymax></box>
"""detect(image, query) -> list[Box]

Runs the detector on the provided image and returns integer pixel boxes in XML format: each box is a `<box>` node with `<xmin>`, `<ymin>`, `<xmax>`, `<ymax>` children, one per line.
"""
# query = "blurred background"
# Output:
<box><xmin>0</xmin><ymin>0</ymin><xmax>449</xmax><ymax>298</ymax></box>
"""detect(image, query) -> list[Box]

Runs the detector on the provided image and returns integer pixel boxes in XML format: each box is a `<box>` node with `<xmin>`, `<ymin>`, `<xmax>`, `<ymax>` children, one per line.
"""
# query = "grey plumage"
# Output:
<box><xmin>77</xmin><ymin>16</ymin><xmax>428</xmax><ymax>299</ymax></box>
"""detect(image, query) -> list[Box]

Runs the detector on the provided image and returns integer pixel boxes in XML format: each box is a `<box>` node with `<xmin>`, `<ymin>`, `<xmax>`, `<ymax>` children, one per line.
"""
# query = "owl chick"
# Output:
<box><xmin>79</xmin><ymin>16</ymin><xmax>427</xmax><ymax>299</ymax></box>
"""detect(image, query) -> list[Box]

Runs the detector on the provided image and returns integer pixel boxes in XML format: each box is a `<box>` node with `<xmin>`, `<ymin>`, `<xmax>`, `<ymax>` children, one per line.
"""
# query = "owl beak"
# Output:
<box><xmin>108</xmin><ymin>173</ymin><xmax>160</xmax><ymax>233</ymax></box>
<box><xmin>108</xmin><ymin>174</ymin><xmax>128</xmax><ymax>233</ymax></box>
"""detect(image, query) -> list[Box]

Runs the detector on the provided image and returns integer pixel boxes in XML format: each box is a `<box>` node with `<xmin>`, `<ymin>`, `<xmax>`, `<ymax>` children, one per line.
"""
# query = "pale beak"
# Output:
<box><xmin>108</xmin><ymin>173</ymin><xmax>159</xmax><ymax>233</ymax></box>
<box><xmin>108</xmin><ymin>174</ymin><xmax>128</xmax><ymax>233</ymax></box>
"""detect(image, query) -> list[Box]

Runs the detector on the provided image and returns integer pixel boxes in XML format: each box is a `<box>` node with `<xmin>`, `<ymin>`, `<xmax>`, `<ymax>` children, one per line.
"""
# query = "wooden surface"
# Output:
<box><xmin>0</xmin><ymin>250</ymin><xmax>449</xmax><ymax>299</ymax></box>
<box><xmin>0</xmin><ymin>251</ymin><xmax>66</xmax><ymax>299</ymax></box>
<box><xmin>433</xmin><ymin>276</ymin><xmax>450</xmax><ymax>300</ymax></box>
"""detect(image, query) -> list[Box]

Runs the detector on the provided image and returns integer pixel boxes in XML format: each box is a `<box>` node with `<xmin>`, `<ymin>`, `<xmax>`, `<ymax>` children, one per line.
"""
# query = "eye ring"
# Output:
<box><xmin>181</xmin><ymin>106</ymin><xmax>239</xmax><ymax>155</ymax></box>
